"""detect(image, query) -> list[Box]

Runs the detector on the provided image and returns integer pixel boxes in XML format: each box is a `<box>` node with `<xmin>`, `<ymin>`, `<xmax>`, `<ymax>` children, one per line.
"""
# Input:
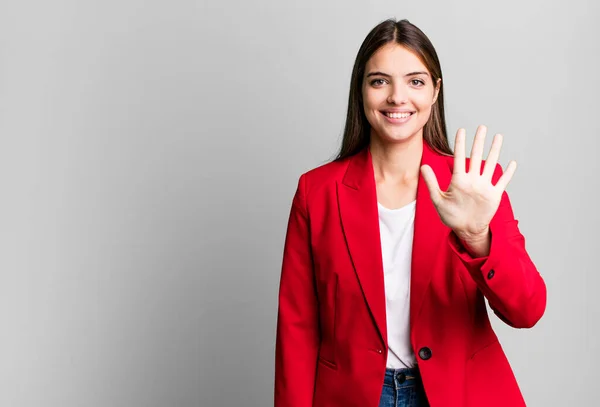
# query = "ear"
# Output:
<box><xmin>432</xmin><ymin>78</ymin><xmax>441</xmax><ymax>105</ymax></box>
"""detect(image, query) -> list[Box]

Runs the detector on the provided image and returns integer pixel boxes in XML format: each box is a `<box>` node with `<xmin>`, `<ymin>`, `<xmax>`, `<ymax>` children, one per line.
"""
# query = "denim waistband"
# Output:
<box><xmin>383</xmin><ymin>366</ymin><xmax>421</xmax><ymax>388</ymax></box>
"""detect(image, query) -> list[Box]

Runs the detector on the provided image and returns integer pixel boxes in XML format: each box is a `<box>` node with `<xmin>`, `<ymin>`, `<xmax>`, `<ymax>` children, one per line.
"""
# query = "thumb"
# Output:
<box><xmin>420</xmin><ymin>165</ymin><xmax>441</xmax><ymax>205</ymax></box>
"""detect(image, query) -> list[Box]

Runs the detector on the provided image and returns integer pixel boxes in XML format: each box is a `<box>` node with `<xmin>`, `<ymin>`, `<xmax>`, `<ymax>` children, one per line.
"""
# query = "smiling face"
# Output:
<box><xmin>362</xmin><ymin>43</ymin><xmax>440</xmax><ymax>144</ymax></box>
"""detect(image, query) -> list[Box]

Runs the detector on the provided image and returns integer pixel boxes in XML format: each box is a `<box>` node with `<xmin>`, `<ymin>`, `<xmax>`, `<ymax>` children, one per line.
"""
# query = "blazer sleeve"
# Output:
<box><xmin>274</xmin><ymin>174</ymin><xmax>319</xmax><ymax>406</ymax></box>
<box><xmin>447</xmin><ymin>163</ymin><xmax>547</xmax><ymax>329</ymax></box>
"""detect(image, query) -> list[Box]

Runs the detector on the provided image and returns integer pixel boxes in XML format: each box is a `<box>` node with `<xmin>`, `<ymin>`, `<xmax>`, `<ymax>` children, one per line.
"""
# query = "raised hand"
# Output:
<box><xmin>420</xmin><ymin>125</ymin><xmax>517</xmax><ymax>244</ymax></box>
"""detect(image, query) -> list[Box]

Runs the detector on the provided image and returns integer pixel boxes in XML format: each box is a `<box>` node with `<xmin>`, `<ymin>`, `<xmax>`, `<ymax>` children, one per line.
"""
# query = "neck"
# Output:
<box><xmin>369</xmin><ymin>132</ymin><xmax>423</xmax><ymax>184</ymax></box>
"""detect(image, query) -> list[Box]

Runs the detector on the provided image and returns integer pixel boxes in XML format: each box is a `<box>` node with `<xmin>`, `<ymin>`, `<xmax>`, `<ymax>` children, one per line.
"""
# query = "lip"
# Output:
<box><xmin>381</xmin><ymin>109</ymin><xmax>415</xmax><ymax>113</ymax></box>
<box><xmin>380</xmin><ymin>110</ymin><xmax>415</xmax><ymax>124</ymax></box>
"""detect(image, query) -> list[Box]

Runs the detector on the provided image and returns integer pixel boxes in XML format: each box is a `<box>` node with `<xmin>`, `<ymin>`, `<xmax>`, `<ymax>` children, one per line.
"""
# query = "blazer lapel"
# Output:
<box><xmin>337</xmin><ymin>146</ymin><xmax>387</xmax><ymax>346</ymax></box>
<box><xmin>337</xmin><ymin>142</ymin><xmax>453</xmax><ymax>348</ymax></box>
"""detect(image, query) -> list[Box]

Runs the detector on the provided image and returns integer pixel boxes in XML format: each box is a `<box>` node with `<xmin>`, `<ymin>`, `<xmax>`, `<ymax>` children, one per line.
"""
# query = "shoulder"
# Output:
<box><xmin>294</xmin><ymin>155</ymin><xmax>351</xmax><ymax>201</ymax></box>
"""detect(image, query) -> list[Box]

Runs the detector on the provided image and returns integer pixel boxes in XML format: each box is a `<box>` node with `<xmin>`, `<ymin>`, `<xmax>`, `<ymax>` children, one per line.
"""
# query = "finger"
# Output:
<box><xmin>420</xmin><ymin>165</ymin><xmax>442</xmax><ymax>205</ymax></box>
<box><xmin>494</xmin><ymin>160</ymin><xmax>517</xmax><ymax>192</ymax></box>
<box><xmin>453</xmin><ymin>128</ymin><xmax>466</xmax><ymax>175</ymax></box>
<box><xmin>482</xmin><ymin>133</ymin><xmax>503</xmax><ymax>180</ymax></box>
<box><xmin>469</xmin><ymin>125</ymin><xmax>487</xmax><ymax>175</ymax></box>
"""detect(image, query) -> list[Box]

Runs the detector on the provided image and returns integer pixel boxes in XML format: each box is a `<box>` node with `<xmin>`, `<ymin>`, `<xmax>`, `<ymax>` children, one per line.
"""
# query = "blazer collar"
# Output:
<box><xmin>337</xmin><ymin>140</ymin><xmax>452</xmax><ymax>347</ymax></box>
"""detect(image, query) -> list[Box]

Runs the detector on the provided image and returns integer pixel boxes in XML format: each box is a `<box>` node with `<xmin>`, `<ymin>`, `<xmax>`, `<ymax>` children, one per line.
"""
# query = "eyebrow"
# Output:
<box><xmin>366</xmin><ymin>71</ymin><xmax>430</xmax><ymax>78</ymax></box>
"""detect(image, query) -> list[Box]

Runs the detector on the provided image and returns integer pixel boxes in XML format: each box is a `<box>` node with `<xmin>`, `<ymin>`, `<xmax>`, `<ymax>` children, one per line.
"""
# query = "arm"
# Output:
<box><xmin>274</xmin><ymin>174</ymin><xmax>319</xmax><ymax>406</ymax></box>
<box><xmin>448</xmin><ymin>163</ymin><xmax>547</xmax><ymax>328</ymax></box>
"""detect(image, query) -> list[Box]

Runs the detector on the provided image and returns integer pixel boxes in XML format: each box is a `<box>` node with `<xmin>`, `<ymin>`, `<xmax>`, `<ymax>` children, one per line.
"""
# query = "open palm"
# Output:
<box><xmin>420</xmin><ymin>125</ymin><xmax>517</xmax><ymax>239</ymax></box>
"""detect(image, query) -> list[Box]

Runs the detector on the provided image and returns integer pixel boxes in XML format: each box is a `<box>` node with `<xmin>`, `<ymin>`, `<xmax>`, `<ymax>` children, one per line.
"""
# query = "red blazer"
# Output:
<box><xmin>275</xmin><ymin>142</ymin><xmax>546</xmax><ymax>407</ymax></box>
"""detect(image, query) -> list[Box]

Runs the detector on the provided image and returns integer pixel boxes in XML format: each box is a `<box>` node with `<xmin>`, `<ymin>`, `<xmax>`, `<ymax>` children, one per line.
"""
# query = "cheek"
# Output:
<box><xmin>362</xmin><ymin>96</ymin><xmax>380</xmax><ymax>119</ymax></box>
<box><xmin>419</xmin><ymin>103</ymin><xmax>433</xmax><ymax>116</ymax></box>
<box><xmin>414</xmin><ymin>92</ymin><xmax>435</xmax><ymax>111</ymax></box>
<box><xmin>362</xmin><ymin>104</ymin><xmax>378</xmax><ymax>127</ymax></box>
<box><xmin>363</xmin><ymin>92</ymin><xmax>377</xmax><ymax>109</ymax></box>
<box><xmin>416</xmin><ymin>103</ymin><xmax>435</xmax><ymax>125</ymax></box>
<box><xmin>363</xmin><ymin>87</ymin><xmax>388</xmax><ymax>108</ymax></box>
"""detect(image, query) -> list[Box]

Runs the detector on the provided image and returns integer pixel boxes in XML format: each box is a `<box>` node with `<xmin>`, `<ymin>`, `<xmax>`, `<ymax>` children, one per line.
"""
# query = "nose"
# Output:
<box><xmin>387</xmin><ymin>83</ymin><xmax>408</xmax><ymax>104</ymax></box>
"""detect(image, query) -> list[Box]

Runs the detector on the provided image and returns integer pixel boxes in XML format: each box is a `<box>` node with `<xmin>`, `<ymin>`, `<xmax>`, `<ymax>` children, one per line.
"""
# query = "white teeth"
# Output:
<box><xmin>385</xmin><ymin>112</ymin><xmax>412</xmax><ymax>119</ymax></box>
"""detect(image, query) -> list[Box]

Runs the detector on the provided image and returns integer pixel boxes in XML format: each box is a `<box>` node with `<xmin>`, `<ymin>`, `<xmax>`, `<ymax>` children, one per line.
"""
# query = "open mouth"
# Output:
<box><xmin>382</xmin><ymin>111</ymin><xmax>415</xmax><ymax>119</ymax></box>
<box><xmin>380</xmin><ymin>111</ymin><xmax>415</xmax><ymax>123</ymax></box>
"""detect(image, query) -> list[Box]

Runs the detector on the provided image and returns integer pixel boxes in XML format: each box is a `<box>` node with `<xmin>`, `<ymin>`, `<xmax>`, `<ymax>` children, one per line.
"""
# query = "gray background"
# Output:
<box><xmin>0</xmin><ymin>0</ymin><xmax>598</xmax><ymax>406</ymax></box>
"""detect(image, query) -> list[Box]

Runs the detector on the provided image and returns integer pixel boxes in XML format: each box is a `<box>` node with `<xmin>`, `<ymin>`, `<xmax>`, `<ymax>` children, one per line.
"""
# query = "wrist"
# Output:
<box><xmin>454</xmin><ymin>226</ymin><xmax>490</xmax><ymax>243</ymax></box>
<box><xmin>454</xmin><ymin>227</ymin><xmax>491</xmax><ymax>258</ymax></box>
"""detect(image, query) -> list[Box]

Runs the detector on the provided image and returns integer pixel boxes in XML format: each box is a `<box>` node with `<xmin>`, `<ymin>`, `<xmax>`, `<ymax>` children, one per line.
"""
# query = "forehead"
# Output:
<box><xmin>365</xmin><ymin>43</ymin><xmax>429</xmax><ymax>75</ymax></box>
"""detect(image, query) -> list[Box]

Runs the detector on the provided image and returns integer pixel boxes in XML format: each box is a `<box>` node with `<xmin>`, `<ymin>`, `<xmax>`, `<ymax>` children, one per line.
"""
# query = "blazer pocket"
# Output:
<box><xmin>317</xmin><ymin>355</ymin><xmax>338</xmax><ymax>370</ymax></box>
<box><xmin>468</xmin><ymin>339</ymin><xmax>499</xmax><ymax>361</ymax></box>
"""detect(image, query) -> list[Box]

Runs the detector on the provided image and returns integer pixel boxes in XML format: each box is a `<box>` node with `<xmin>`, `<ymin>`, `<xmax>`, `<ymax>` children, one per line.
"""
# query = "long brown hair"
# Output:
<box><xmin>334</xmin><ymin>19</ymin><xmax>452</xmax><ymax>161</ymax></box>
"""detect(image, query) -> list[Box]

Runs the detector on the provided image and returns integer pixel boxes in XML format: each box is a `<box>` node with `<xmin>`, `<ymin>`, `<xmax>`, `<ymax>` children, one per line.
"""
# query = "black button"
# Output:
<box><xmin>418</xmin><ymin>347</ymin><xmax>432</xmax><ymax>360</ymax></box>
<box><xmin>397</xmin><ymin>372</ymin><xmax>406</xmax><ymax>383</ymax></box>
<box><xmin>487</xmin><ymin>269</ymin><xmax>495</xmax><ymax>279</ymax></box>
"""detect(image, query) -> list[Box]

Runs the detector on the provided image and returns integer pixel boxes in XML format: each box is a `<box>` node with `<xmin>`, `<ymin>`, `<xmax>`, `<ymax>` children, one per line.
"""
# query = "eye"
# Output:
<box><xmin>411</xmin><ymin>79</ymin><xmax>425</xmax><ymax>87</ymax></box>
<box><xmin>370</xmin><ymin>79</ymin><xmax>386</xmax><ymax>86</ymax></box>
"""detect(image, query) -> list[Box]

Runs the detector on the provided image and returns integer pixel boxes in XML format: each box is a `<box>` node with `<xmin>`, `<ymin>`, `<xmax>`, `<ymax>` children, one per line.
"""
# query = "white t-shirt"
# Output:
<box><xmin>377</xmin><ymin>199</ymin><xmax>417</xmax><ymax>369</ymax></box>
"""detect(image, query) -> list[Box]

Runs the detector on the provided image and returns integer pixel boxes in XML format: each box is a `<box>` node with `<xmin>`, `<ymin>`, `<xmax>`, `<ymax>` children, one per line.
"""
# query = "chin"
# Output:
<box><xmin>378</xmin><ymin>128</ymin><xmax>419</xmax><ymax>143</ymax></box>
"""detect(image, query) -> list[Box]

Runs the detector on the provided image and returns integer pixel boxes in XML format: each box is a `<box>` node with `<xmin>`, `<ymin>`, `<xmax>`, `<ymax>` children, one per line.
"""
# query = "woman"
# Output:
<box><xmin>274</xmin><ymin>19</ymin><xmax>546</xmax><ymax>407</ymax></box>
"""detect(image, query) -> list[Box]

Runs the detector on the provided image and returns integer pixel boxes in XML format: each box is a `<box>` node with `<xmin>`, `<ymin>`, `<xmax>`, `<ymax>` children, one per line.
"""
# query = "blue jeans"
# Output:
<box><xmin>378</xmin><ymin>367</ymin><xmax>430</xmax><ymax>407</ymax></box>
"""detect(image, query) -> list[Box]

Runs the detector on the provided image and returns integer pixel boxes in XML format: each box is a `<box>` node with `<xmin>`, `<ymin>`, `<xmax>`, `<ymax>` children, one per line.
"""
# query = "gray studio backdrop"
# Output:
<box><xmin>0</xmin><ymin>0</ymin><xmax>598</xmax><ymax>406</ymax></box>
